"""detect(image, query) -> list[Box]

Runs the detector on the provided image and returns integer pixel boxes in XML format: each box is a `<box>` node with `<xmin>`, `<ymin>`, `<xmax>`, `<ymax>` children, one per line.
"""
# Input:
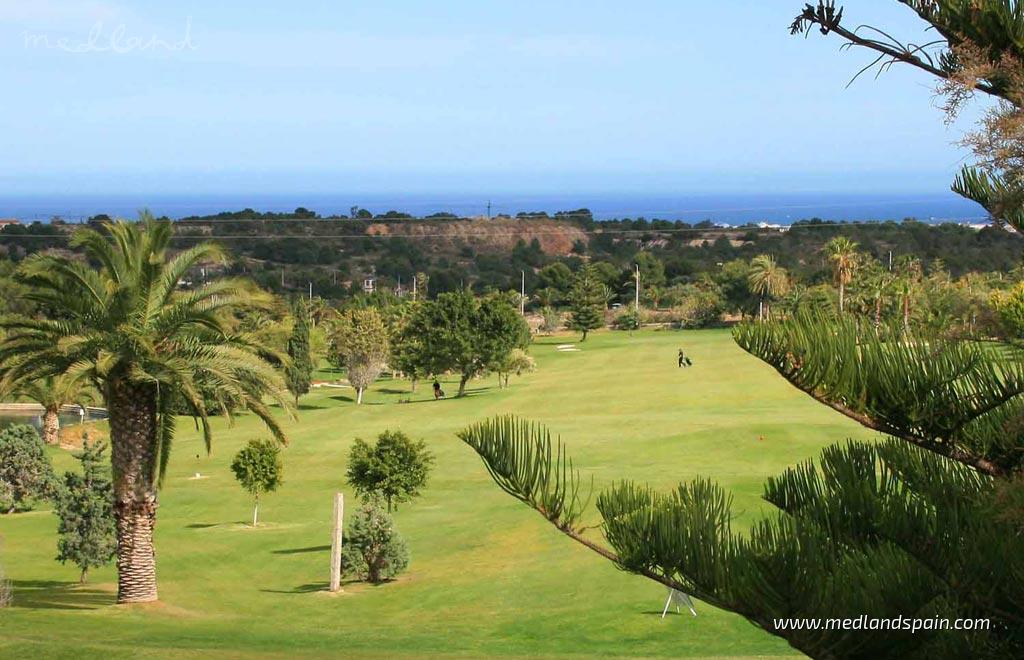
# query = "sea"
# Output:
<box><xmin>0</xmin><ymin>191</ymin><xmax>991</xmax><ymax>226</ymax></box>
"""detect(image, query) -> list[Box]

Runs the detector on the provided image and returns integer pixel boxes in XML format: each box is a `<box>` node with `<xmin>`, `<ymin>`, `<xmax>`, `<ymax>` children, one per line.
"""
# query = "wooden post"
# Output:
<box><xmin>329</xmin><ymin>492</ymin><xmax>344</xmax><ymax>592</ymax></box>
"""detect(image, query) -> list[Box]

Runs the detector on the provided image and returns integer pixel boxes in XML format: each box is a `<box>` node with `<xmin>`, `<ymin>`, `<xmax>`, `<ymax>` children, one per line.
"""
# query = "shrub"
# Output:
<box><xmin>54</xmin><ymin>439</ymin><xmax>116</xmax><ymax>583</ymax></box>
<box><xmin>341</xmin><ymin>496</ymin><xmax>409</xmax><ymax>583</ymax></box>
<box><xmin>347</xmin><ymin>430</ymin><xmax>433</xmax><ymax>512</ymax></box>
<box><xmin>230</xmin><ymin>439</ymin><xmax>284</xmax><ymax>526</ymax></box>
<box><xmin>538</xmin><ymin>306</ymin><xmax>561</xmax><ymax>334</ymax></box>
<box><xmin>670</xmin><ymin>285</ymin><xmax>726</xmax><ymax>328</ymax></box>
<box><xmin>0</xmin><ymin>424</ymin><xmax>55</xmax><ymax>513</ymax></box>
<box><xmin>613</xmin><ymin>307</ymin><xmax>641</xmax><ymax>331</ymax></box>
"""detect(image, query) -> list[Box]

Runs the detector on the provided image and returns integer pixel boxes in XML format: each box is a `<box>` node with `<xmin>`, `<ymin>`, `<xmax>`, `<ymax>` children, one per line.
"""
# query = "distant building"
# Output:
<box><xmin>0</xmin><ymin>218</ymin><xmax>20</xmax><ymax>230</ymax></box>
<box><xmin>362</xmin><ymin>276</ymin><xmax>376</xmax><ymax>294</ymax></box>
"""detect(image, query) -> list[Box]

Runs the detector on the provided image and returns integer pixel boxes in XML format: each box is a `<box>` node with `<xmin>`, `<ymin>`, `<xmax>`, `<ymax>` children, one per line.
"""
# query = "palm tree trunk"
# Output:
<box><xmin>42</xmin><ymin>406</ymin><xmax>60</xmax><ymax>445</ymax></box>
<box><xmin>903</xmin><ymin>294</ymin><xmax>911</xmax><ymax>332</ymax></box>
<box><xmin>107</xmin><ymin>378</ymin><xmax>160</xmax><ymax>604</ymax></box>
<box><xmin>874</xmin><ymin>295</ymin><xmax>882</xmax><ymax>330</ymax></box>
<box><xmin>838</xmin><ymin>282</ymin><xmax>845</xmax><ymax>314</ymax></box>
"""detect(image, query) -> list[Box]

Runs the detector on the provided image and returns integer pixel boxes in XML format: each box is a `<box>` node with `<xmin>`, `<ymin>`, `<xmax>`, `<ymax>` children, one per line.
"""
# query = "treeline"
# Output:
<box><xmin>1</xmin><ymin>211</ymin><xmax>1021</xmax><ymax>319</ymax></box>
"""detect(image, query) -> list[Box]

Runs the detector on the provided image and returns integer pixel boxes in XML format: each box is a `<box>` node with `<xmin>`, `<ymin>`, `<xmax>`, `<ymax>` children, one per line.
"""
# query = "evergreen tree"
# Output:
<box><xmin>285</xmin><ymin>299</ymin><xmax>314</xmax><ymax>406</ymax></box>
<box><xmin>341</xmin><ymin>495</ymin><xmax>410</xmax><ymax>584</ymax></box>
<box><xmin>460</xmin><ymin>315</ymin><xmax>1024</xmax><ymax>658</ymax></box>
<box><xmin>54</xmin><ymin>439</ymin><xmax>116</xmax><ymax>583</ymax></box>
<box><xmin>567</xmin><ymin>263</ymin><xmax>606</xmax><ymax>341</ymax></box>
<box><xmin>0</xmin><ymin>424</ymin><xmax>55</xmax><ymax>513</ymax></box>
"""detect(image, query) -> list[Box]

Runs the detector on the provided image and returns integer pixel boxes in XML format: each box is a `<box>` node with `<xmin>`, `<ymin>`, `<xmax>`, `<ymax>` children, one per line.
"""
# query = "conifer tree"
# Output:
<box><xmin>54</xmin><ymin>439</ymin><xmax>117</xmax><ymax>583</ymax></box>
<box><xmin>567</xmin><ymin>263</ymin><xmax>606</xmax><ymax>341</ymax></box>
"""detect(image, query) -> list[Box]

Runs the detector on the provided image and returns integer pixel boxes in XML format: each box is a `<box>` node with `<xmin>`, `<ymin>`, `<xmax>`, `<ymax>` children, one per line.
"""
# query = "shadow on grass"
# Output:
<box><xmin>261</xmin><ymin>582</ymin><xmax>330</xmax><ymax>594</ymax></box>
<box><xmin>328</xmin><ymin>395</ymin><xmax>385</xmax><ymax>406</ymax></box>
<box><xmin>185</xmin><ymin>523</ymin><xmax>219</xmax><ymax>529</ymax></box>
<box><xmin>378</xmin><ymin>388</ymin><xmax>413</xmax><ymax>395</ymax></box>
<box><xmin>9</xmin><ymin>580</ymin><xmax>113</xmax><ymax>610</ymax></box>
<box><xmin>296</xmin><ymin>403</ymin><xmax>327</xmax><ymax>411</ymax></box>
<box><xmin>272</xmin><ymin>545</ymin><xmax>331</xmax><ymax>555</ymax></box>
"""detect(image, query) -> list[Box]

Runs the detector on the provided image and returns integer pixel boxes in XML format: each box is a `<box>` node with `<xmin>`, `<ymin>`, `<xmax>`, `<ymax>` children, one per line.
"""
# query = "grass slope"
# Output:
<box><xmin>0</xmin><ymin>329</ymin><xmax>875</xmax><ymax>658</ymax></box>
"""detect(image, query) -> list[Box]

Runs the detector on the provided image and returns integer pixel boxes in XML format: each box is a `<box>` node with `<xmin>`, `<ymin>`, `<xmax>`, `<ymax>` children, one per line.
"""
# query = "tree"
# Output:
<box><xmin>0</xmin><ymin>424</ymin><xmax>55</xmax><ymax>513</ymax></box>
<box><xmin>825</xmin><ymin>236</ymin><xmax>859</xmax><ymax>313</ymax></box>
<box><xmin>230</xmin><ymin>439</ymin><xmax>284</xmax><ymax>526</ymax></box>
<box><xmin>411</xmin><ymin>291</ymin><xmax>529</xmax><ymax>396</ymax></box>
<box><xmin>389</xmin><ymin>303</ymin><xmax>426</xmax><ymax>393</ymax></box>
<box><xmin>54</xmin><ymin>439</ymin><xmax>116</xmax><ymax>583</ymax></box>
<box><xmin>331</xmin><ymin>307</ymin><xmax>390</xmax><ymax>404</ymax></box>
<box><xmin>747</xmin><ymin>254</ymin><xmax>789</xmax><ymax>321</ymax></box>
<box><xmin>460</xmin><ymin>319</ymin><xmax>1024</xmax><ymax>659</ymax></box>
<box><xmin>536</xmin><ymin>263</ymin><xmax>574</xmax><ymax>303</ymax></box>
<box><xmin>493</xmin><ymin>348</ymin><xmax>536</xmax><ymax>388</ymax></box>
<box><xmin>347</xmin><ymin>430</ymin><xmax>434</xmax><ymax>512</ymax></box>
<box><xmin>341</xmin><ymin>495</ymin><xmax>409</xmax><ymax>584</ymax></box>
<box><xmin>11</xmin><ymin>374</ymin><xmax>93</xmax><ymax>446</ymax></box>
<box><xmin>791</xmin><ymin>2</ymin><xmax>1024</xmax><ymax>233</ymax></box>
<box><xmin>992</xmin><ymin>281</ymin><xmax>1024</xmax><ymax>338</ymax></box>
<box><xmin>567</xmin><ymin>263</ymin><xmax>606</xmax><ymax>341</ymax></box>
<box><xmin>285</xmin><ymin>299</ymin><xmax>314</xmax><ymax>406</ymax></box>
<box><xmin>0</xmin><ymin>216</ymin><xmax>293</xmax><ymax>603</ymax></box>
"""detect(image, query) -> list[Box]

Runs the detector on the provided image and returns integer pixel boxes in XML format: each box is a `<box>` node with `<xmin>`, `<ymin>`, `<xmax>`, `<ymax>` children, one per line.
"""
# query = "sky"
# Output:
<box><xmin>0</xmin><ymin>1</ymin><xmax>994</xmax><ymax>196</ymax></box>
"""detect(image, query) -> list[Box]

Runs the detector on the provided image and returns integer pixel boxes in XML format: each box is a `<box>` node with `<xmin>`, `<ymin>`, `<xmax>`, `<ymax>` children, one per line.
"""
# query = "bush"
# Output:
<box><xmin>670</xmin><ymin>285</ymin><xmax>726</xmax><ymax>328</ymax></box>
<box><xmin>347</xmin><ymin>430</ymin><xmax>433</xmax><ymax>512</ymax></box>
<box><xmin>613</xmin><ymin>307</ymin><xmax>641</xmax><ymax>331</ymax></box>
<box><xmin>54</xmin><ymin>439</ymin><xmax>116</xmax><ymax>583</ymax></box>
<box><xmin>341</xmin><ymin>496</ymin><xmax>409</xmax><ymax>583</ymax></box>
<box><xmin>538</xmin><ymin>306</ymin><xmax>561</xmax><ymax>334</ymax></box>
<box><xmin>0</xmin><ymin>424</ymin><xmax>55</xmax><ymax>513</ymax></box>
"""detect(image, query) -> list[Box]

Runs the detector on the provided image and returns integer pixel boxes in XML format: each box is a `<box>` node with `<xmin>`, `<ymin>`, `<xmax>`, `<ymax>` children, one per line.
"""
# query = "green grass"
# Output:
<box><xmin>0</xmin><ymin>329</ymin><xmax>876</xmax><ymax>658</ymax></box>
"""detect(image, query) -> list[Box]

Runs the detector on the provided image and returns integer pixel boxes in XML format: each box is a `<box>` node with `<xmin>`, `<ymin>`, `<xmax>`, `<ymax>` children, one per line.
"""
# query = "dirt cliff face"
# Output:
<box><xmin>366</xmin><ymin>218</ymin><xmax>588</xmax><ymax>256</ymax></box>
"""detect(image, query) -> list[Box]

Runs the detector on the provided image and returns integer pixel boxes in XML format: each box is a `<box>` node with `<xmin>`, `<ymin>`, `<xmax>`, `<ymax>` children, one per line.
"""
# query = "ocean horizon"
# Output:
<box><xmin>0</xmin><ymin>191</ymin><xmax>990</xmax><ymax>225</ymax></box>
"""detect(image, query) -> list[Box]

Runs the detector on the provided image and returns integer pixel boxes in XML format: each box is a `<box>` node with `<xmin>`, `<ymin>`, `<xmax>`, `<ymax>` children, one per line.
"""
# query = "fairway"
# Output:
<box><xmin>0</xmin><ymin>329</ymin><xmax>875</xmax><ymax>659</ymax></box>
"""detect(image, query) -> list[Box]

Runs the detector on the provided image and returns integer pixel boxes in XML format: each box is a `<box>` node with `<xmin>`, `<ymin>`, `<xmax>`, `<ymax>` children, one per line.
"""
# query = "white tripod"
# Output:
<box><xmin>662</xmin><ymin>588</ymin><xmax>697</xmax><ymax>619</ymax></box>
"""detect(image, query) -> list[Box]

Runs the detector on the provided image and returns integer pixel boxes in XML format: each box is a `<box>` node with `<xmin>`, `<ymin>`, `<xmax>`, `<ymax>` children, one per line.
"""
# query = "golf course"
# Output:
<box><xmin>0</xmin><ymin>328</ymin><xmax>875</xmax><ymax>659</ymax></box>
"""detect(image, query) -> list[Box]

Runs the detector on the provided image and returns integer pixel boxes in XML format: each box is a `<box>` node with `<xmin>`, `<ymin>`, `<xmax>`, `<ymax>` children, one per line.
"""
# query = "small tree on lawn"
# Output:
<box><xmin>230</xmin><ymin>439</ymin><xmax>283</xmax><ymax>526</ymax></box>
<box><xmin>493</xmin><ymin>348</ymin><xmax>536</xmax><ymax>389</ymax></box>
<box><xmin>285</xmin><ymin>299</ymin><xmax>314</xmax><ymax>405</ymax></box>
<box><xmin>347</xmin><ymin>430</ymin><xmax>434</xmax><ymax>512</ymax></box>
<box><xmin>341</xmin><ymin>495</ymin><xmax>409</xmax><ymax>584</ymax></box>
<box><xmin>0</xmin><ymin>424</ymin><xmax>55</xmax><ymax>513</ymax></box>
<box><xmin>54</xmin><ymin>439</ymin><xmax>116</xmax><ymax>583</ymax></box>
<box><xmin>331</xmin><ymin>307</ymin><xmax>390</xmax><ymax>404</ymax></box>
<box><xmin>567</xmin><ymin>263</ymin><xmax>606</xmax><ymax>341</ymax></box>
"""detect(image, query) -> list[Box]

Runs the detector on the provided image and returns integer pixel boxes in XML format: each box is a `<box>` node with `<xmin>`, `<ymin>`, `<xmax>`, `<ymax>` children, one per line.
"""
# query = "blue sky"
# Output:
<box><xmin>0</xmin><ymin>1</ymin><xmax>991</xmax><ymax>195</ymax></box>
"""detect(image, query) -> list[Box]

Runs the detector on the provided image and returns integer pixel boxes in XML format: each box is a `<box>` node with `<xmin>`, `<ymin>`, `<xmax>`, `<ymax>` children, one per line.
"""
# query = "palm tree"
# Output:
<box><xmin>0</xmin><ymin>216</ymin><xmax>292</xmax><ymax>603</ymax></box>
<box><xmin>13</xmin><ymin>374</ymin><xmax>93</xmax><ymax>446</ymax></box>
<box><xmin>825</xmin><ymin>236</ymin><xmax>859</xmax><ymax>313</ymax></box>
<box><xmin>747</xmin><ymin>254</ymin><xmax>789</xmax><ymax>321</ymax></box>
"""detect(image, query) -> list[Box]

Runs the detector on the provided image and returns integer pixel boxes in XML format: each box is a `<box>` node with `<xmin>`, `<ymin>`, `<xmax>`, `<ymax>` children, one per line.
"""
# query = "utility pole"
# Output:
<box><xmin>888</xmin><ymin>250</ymin><xmax>893</xmax><ymax>271</ymax></box>
<box><xmin>412</xmin><ymin>274</ymin><xmax>417</xmax><ymax>302</ymax></box>
<box><xmin>634</xmin><ymin>263</ymin><xmax>640</xmax><ymax>312</ymax></box>
<box><xmin>520</xmin><ymin>270</ymin><xmax>526</xmax><ymax>315</ymax></box>
<box><xmin>309</xmin><ymin>282</ymin><xmax>313</xmax><ymax>301</ymax></box>
<box><xmin>487</xmin><ymin>200</ymin><xmax>492</xmax><ymax>219</ymax></box>
<box><xmin>281</xmin><ymin>268</ymin><xmax>285</xmax><ymax>288</ymax></box>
